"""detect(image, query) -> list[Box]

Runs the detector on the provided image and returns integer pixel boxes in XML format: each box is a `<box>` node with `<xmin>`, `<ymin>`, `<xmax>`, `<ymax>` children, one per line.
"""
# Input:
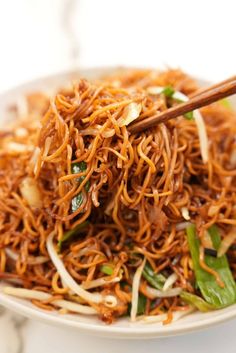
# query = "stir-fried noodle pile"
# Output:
<box><xmin>0</xmin><ymin>69</ymin><xmax>236</xmax><ymax>324</ymax></box>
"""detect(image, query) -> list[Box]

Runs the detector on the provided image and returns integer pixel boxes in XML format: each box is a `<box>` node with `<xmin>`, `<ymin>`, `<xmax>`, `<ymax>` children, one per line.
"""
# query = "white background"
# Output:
<box><xmin>0</xmin><ymin>0</ymin><xmax>235</xmax><ymax>352</ymax></box>
<box><xmin>0</xmin><ymin>0</ymin><xmax>235</xmax><ymax>92</ymax></box>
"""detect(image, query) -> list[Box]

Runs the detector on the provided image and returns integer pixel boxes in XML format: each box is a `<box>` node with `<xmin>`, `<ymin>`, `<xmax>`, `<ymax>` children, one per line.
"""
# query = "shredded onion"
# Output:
<box><xmin>42</xmin><ymin>136</ymin><xmax>52</xmax><ymax>160</ymax></box>
<box><xmin>6</xmin><ymin>142</ymin><xmax>34</xmax><ymax>154</ymax></box>
<box><xmin>15</xmin><ymin>127</ymin><xmax>28</xmax><ymax>138</ymax></box>
<box><xmin>208</xmin><ymin>205</ymin><xmax>221</xmax><ymax>217</ymax></box>
<box><xmin>162</xmin><ymin>273</ymin><xmax>178</xmax><ymax>291</ymax></box>
<box><xmin>30</xmin><ymin>147</ymin><xmax>41</xmax><ymax>175</ymax></box>
<box><xmin>46</xmin><ymin>231</ymin><xmax>117</xmax><ymax>307</ymax></box>
<box><xmin>3</xmin><ymin>287</ymin><xmax>96</xmax><ymax>315</ymax></box>
<box><xmin>82</xmin><ymin>276</ymin><xmax>121</xmax><ymax>290</ymax></box>
<box><xmin>146</xmin><ymin>285</ymin><xmax>182</xmax><ymax>298</ymax></box>
<box><xmin>16</xmin><ymin>96</ymin><xmax>28</xmax><ymax>117</ymax></box>
<box><xmin>172</xmin><ymin>91</ymin><xmax>209</xmax><ymax>163</ymax></box>
<box><xmin>81</xmin><ymin>125</ymin><xmax>115</xmax><ymax>138</ymax></box>
<box><xmin>130</xmin><ymin>258</ymin><xmax>146</xmax><ymax>322</ymax></box>
<box><xmin>146</xmin><ymin>86</ymin><xmax>164</xmax><ymax>95</ymax></box>
<box><xmin>101</xmin><ymin>129</ymin><xmax>115</xmax><ymax>138</ymax></box>
<box><xmin>20</xmin><ymin>177</ymin><xmax>42</xmax><ymax>208</ymax></box>
<box><xmin>218</xmin><ymin>227</ymin><xmax>236</xmax><ymax>257</ymax></box>
<box><xmin>80</xmin><ymin>125</ymin><xmax>101</xmax><ymax>136</ymax></box>
<box><xmin>175</xmin><ymin>222</ymin><xmax>192</xmax><ymax>231</ymax></box>
<box><xmin>202</xmin><ymin>230</ymin><xmax>214</xmax><ymax>249</ymax></box>
<box><xmin>74</xmin><ymin>245</ymin><xmax>96</xmax><ymax>258</ymax></box>
<box><xmin>5</xmin><ymin>248</ymin><xmax>48</xmax><ymax>265</ymax></box>
<box><xmin>91</xmin><ymin>186</ymin><xmax>100</xmax><ymax>207</ymax></box>
<box><xmin>3</xmin><ymin>278</ymin><xmax>23</xmax><ymax>286</ymax></box>
<box><xmin>117</xmin><ymin>102</ymin><xmax>142</xmax><ymax>127</ymax></box>
<box><xmin>230</xmin><ymin>148</ymin><xmax>236</xmax><ymax>166</ymax></box>
<box><xmin>27</xmin><ymin>256</ymin><xmax>49</xmax><ymax>265</ymax></box>
<box><xmin>5</xmin><ymin>248</ymin><xmax>18</xmax><ymax>261</ymax></box>
<box><xmin>194</xmin><ymin>110</ymin><xmax>209</xmax><ymax>163</ymax></box>
<box><xmin>181</xmin><ymin>207</ymin><xmax>190</xmax><ymax>221</ymax></box>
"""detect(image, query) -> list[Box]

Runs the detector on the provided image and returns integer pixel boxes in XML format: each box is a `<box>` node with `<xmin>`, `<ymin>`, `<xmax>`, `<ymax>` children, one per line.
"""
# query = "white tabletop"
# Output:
<box><xmin>0</xmin><ymin>0</ymin><xmax>235</xmax><ymax>352</ymax></box>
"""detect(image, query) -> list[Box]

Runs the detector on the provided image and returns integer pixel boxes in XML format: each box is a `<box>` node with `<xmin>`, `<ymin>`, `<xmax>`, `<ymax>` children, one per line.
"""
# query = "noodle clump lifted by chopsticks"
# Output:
<box><xmin>0</xmin><ymin>68</ymin><xmax>236</xmax><ymax>324</ymax></box>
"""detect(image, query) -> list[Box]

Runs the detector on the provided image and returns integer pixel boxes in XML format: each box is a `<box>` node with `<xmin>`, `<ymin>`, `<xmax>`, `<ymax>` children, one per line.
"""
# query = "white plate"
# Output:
<box><xmin>0</xmin><ymin>68</ymin><xmax>235</xmax><ymax>339</ymax></box>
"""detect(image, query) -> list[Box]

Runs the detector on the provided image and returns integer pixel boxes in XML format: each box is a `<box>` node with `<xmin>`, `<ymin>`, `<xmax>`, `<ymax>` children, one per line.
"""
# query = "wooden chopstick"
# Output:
<box><xmin>190</xmin><ymin>75</ymin><xmax>236</xmax><ymax>98</ymax></box>
<box><xmin>129</xmin><ymin>77</ymin><xmax>236</xmax><ymax>133</ymax></box>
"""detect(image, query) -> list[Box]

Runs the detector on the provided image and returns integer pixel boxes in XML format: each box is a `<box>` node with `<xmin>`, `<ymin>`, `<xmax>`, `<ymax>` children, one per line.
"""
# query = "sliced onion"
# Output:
<box><xmin>80</xmin><ymin>126</ymin><xmax>101</xmax><ymax>136</ymax></box>
<box><xmin>104</xmin><ymin>197</ymin><xmax>115</xmax><ymax>216</ymax></box>
<box><xmin>16</xmin><ymin>96</ymin><xmax>28</xmax><ymax>117</ymax></box>
<box><xmin>172</xmin><ymin>91</ymin><xmax>208</xmax><ymax>163</ymax></box>
<box><xmin>208</xmin><ymin>205</ymin><xmax>221</xmax><ymax>217</ymax></box>
<box><xmin>5</xmin><ymin>248</ymin><xmax>18</xmax><ymax>261</ymax></box>
<box><xmin>181</xmin><ymin>207</ymin><xmax>190</xmax><ymax>221</ymax></box>
<box><xmin>82</xmin><ymin>276</ymin><xmax>120</xmax><ymax>290</ymax></box>
<box><xmin>130</xmin><ymin>258</ymin><xmax>146</xmax><ymax>322</ymax></box>
<box><xmin>80</xmin><ymin>126</ymin><xmax>115</xmax><ymax>138</ymax></box>
<box><xmin>138</xmin><ymin>307</ymin><xmax>194</xmax><ymax>324</ymax></box>
<box><xmin>3</xmin><ymin>287</ymin><xmax>96</xmax><ymax>315</ymax></box>
<box><xmin>171</xmin><ymin>91</ymin><xmax>188</xmax><ymax>102</ymax></box>
<box><xmin>3</xmin><ymin>278</ymin><xmax>23</xmax><ymax>286</ymax></box>
<box><xmin>46</xmin><ymin>232</ymin><xmax>117</xmax><ymax>307</ymax></box>
<box><xmin>74</xmin><ymin>245</ymin><xmax>96</xmax><ymax>258</ymax></box>
<box><xmin>15</xmin><ymin>127</ymin><xmax>28</xmax><ymax>138</ymax></box>
<box><xmin>27</xmin><ymin>256</ymin><xmax>49</xmax><ymax>265</ymax></box>
<box><xmin>146</xmin><ymin>285</ymin><xmax>182</xmax><ymax>298</ymax></box>
<box><xmin>194</xmin><ymin>110</ymin><xmax>209</xmax><ymax>163</ymax></box>
<box><xmin>6</xmin><ymin>142</ymin><xmax>34</xmax><ymax>154</ymax></box>
<box><xmin>5</xmin><ymin>248</ymin><xmax>48</xmax><ymax>265</ymax></box>
<box><xmin>201</xmin><ymin>230</ymin><xmax>214</xmax><ymax>249</ymax></box>
<box><xmin>217</xmin><ymin>227</ymin><xmax>236</xmax><ymax>257</ymax></box>
<box><xmin>117</xmin><ymin>102</ymin><xmax>142</xmax><ymax>127</ymax></box>
<box><xmin>91</xmin><ymin>185</ymin><xmax>100</xmax><ymax>207</ymax></box>
<box><xmin>162</xmin><ymin>273</ymin><xmax>178</xmax><ymax>291</ymax></box>
<box><xmin>20</xmin><ymin>177</ymin><xmax>42</xmax><ymax>208</ymax></box>
<box><xmin>146</xmin><ymin>86</ymin><xmax>164</xmax><ymax>95</ymax></box>
<box><xmin>230</xmin><ymin>148</ymin><xmax>236</xmax><ymax>166</ymax></box>
<box><xmin>30</xmin><ymin>147</ymin><xmax>41</xmax><ymax>175</ymax></box>
<box><xmin>42</xmin><ymin>136</ymin><xmax>52</xmax><ymax>159</ymax></box>
<box><xmin>101</xmin><ymin>129</ymin><xmax>115</xmax><ymax>138</ymax></box>
<box><xmin>176</xmin><ymin>222</ymin><xmax>192</xmax><ymax>231</ymax></box>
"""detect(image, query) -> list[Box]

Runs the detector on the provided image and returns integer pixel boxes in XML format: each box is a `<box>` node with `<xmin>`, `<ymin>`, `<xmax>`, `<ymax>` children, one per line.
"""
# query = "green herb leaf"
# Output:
<box><xmin>137</xmin><ymin>293</ymin><xmax>147</xmax><ymax>315</ymax></box>
<box><xmin>72</xmin><ymin>162</ymin><xmax>90</xmax><ymax>192</ymax></box>
<box><xmin>71</xmin><ymin>162</ymin><xmax>90</xmax><ymax>213</ymax></box>
<box><xmin>142</xmin><ymin>263</ymin><xmax>166</xmax><ymax>290</ymax></box>
<box><xmin>100</xmin><ymin>264</ymin><xmax>114</xmax><ymax>276</ymax></box>
<box><xmin>72</xmin><ymin>161</ymin><xmax>87</xmax><ymax>175</ymax></box>
<box><xmin>71</xmin><ymin>192</ymin><xmax>83</xmax><ymax>213</ymax></box>
<box><xmin>186</xmin><ymin>224</ymin><xmax>236</xmax><ymax>308</ymax></box>
<box><xmin>183</xmin><ymin>111</ymin><xmax>194</xmax><ymax>120</ymax></box>
<box><xmin>58</xmin><ymin>221</ymin><xmax>89</xmax><ymax>251</ymax></box>
<box><xmin>162</xmin><ymin>86</ymin><xmax>175</xmax><ymax>98</ymax></box>
<box><xmin>180</xmin><ymin>291</ymin><xmax>215</xmax><ymax>312</ymax></box>
<box><xmin>128</xmin><ymin>293</ymin><xmax>147</xmax><ymax>316</ymax></box>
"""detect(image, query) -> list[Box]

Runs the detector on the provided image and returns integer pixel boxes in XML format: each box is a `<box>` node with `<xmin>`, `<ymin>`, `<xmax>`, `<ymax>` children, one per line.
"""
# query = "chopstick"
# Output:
<box><xmin>128</xmin><ymin>76</ymin><xmax>236</xmax><ymax>133</ymax></box>
<box><xmin>190</xmin><ymin>75</ymin><xmax>236</xmax><ymax>97</ymax></box>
